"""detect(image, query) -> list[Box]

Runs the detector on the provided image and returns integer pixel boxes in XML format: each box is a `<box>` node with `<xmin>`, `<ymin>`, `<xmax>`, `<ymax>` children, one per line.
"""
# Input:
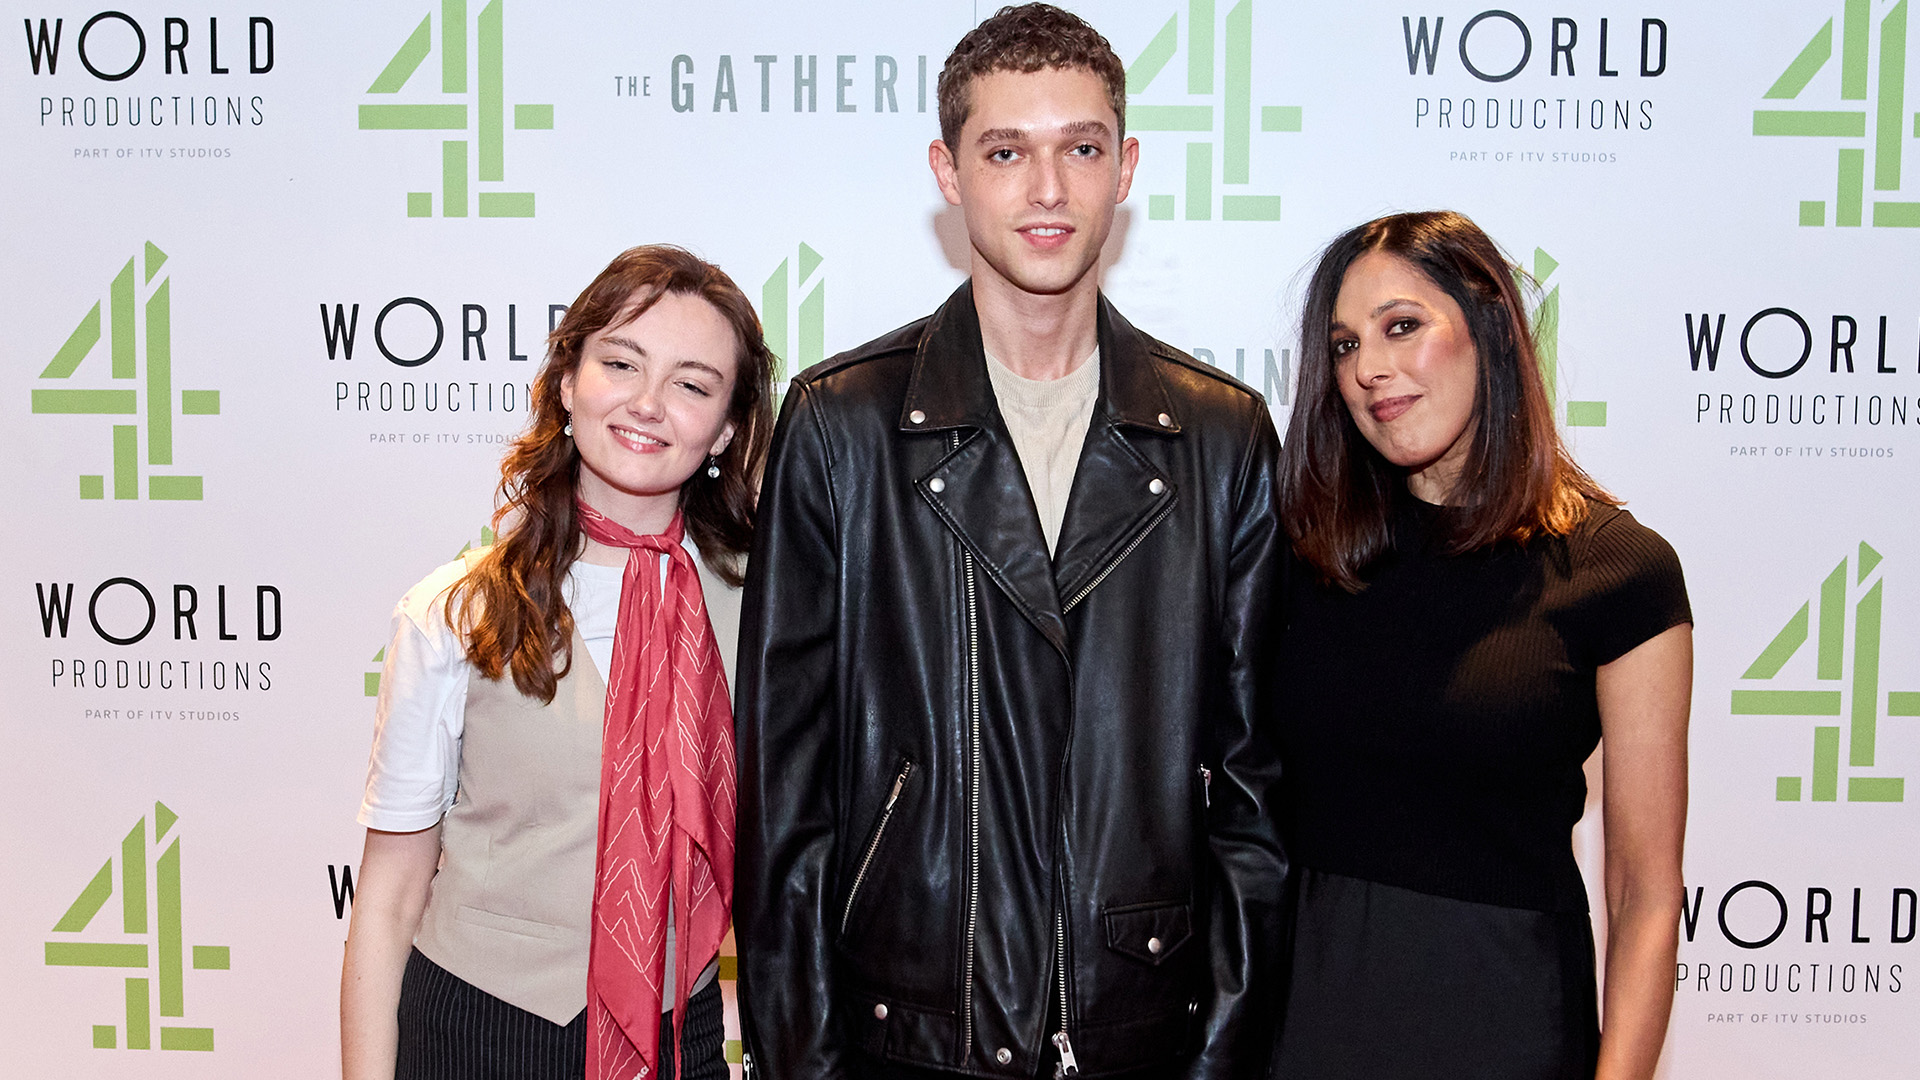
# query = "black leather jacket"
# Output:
<box><xmin>736</xmin><ymin>284</ymin><xmax>1286</xmax><ymax>1079</ymax></box>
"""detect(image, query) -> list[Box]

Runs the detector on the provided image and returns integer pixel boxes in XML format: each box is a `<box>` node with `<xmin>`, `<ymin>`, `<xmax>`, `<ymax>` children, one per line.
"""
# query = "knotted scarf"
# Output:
<box><xmin>577</xmin><ymin>500</ymin><xmax>736</xmax><ymax>1080</ymax></box>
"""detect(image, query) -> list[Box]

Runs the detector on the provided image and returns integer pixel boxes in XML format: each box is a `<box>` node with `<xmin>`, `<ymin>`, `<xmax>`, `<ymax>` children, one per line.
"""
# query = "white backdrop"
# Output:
<box><xmin>2</xmin><ymin>1</ymin><xmax>1915</xmax><ymax>1076</ymax></box>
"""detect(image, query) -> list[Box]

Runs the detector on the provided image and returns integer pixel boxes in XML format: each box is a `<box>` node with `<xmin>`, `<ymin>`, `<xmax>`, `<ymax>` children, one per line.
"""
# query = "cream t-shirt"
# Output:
<box><xmin>983</xmin><ymin>345</ymin><xmax>1100</xmax><ymax>556</ymax></box>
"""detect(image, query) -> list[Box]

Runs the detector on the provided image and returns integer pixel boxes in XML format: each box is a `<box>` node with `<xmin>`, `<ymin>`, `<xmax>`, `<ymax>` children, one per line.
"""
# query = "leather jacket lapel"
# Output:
<box><xmin>905</xmin><ymin>284</ymin><xmax>1068</xmax><ymax>654</ymax></box>
<box><xmin>1053</xmin><ymin>297</ymin><xmax>1181</xmax><ymax>611</ymax></box>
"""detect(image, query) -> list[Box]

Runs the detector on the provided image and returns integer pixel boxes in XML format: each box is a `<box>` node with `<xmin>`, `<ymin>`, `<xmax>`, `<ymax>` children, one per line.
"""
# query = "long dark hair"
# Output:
<box><xmin>1279</xmin><ymin>210</ymin><xmax>1614</xmax><ymax>591</ymax></box>
<box><xmin>449</xmin><ymin>245</ymin><xmax>776</xmax><ymax>701</ymax></box>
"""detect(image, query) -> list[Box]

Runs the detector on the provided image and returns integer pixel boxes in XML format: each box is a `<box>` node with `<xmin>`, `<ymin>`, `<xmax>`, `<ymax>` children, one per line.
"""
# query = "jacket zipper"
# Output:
<box><xmin>1051</xmin><ymin>908</ymin><xmax>1079</xmax><ymax>1076</ymax></box>
<box><xmin>1060</xmin><ymin>497</ymin><xmax>1177</xmax><ymax>613</ymax></box>
<box><xmin>1199</xmin><ymin>765</ymin><xmax>1212</xmax><ymax>808</ymax></box>
<box><xmin>840</xmin><ymin>760</ymin><xmax>915</xmax><ymax>934</ymax></box>
<box><xmin>1053</xmin><ymin>588</ymin><xmax>1081</xmax><ymax>1076</ymax></box>
<box><xmin>956</xmin><ymin>429</ymin><xmax>983</xmax><ymax>1061</ymax></box>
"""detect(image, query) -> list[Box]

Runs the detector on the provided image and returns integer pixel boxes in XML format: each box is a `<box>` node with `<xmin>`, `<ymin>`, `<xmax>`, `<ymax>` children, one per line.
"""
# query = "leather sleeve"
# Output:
<box><xmin>736</xmin><ymin>381</ymin><xmax>849</xmax><ymax>1080</ymax></box>
<box><xmin>1187</xmin><ymin>403</ymin><xmax>1289</xmax><ymax>1080</ymax></box>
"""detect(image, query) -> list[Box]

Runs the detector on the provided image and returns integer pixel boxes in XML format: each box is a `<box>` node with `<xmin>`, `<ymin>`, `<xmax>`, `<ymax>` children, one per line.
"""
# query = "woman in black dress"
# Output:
<box><xmin>1272</xmin><ymin>211</ymin><xmax>1690</xmax><ymax>1079</ymax></box>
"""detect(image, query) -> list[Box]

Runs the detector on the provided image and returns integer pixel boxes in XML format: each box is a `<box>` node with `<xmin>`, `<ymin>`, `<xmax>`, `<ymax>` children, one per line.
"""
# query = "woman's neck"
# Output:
<box><xmin>1405</xmin><ymin>462</ymin><xmax>1461</xmax><ymax>505</ymax></box>
<box><xmin>573</xmin><ymin>482</ymin><xmax>681</xmax><ymax>565</ymax></box>
<box><xmin>576</xmin><ymin>535</ymin><xmax>633</xmax><ymax>567</ymax></box>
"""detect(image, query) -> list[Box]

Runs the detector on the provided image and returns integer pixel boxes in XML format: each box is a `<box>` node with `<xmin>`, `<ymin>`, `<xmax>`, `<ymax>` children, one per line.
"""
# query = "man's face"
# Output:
<box><xmin>931</xmin><ymin>66</ymin><xmax>1138</xmax><ymax>300</ymax></box>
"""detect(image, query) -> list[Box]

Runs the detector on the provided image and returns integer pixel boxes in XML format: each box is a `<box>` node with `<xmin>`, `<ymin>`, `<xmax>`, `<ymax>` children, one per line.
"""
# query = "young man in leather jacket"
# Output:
<box><xmin>736</xmin><ymin>6</ymin><xmax>1286</xmax><ymax>1078</ymax></box>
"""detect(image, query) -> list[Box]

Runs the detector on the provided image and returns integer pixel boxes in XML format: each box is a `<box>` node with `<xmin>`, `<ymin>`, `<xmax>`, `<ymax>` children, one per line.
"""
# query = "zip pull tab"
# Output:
<box><xmin>1198</xmin><ymin>765</ymin><xmax>1212</xmax><ymax>808</ymax></box>
<box><xmin>742</xmin><ymin>1052</ymin><xmax>754</xmax><ymax>1080</ymax></box>
<box><xmin>1051</xmin><ymin>1031</ymin><xmax>1080</xmax><ymax>1077</ymax></box>
<box><xmin>886</xmin><ymin>763</ymin><xmax>912</xmax><ymax>808</ymax></box>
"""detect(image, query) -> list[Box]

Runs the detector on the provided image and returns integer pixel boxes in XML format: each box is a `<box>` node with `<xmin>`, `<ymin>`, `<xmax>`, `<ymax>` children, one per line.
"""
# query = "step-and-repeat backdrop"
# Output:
<box><xmin>2</xmin><ymin>1</ymin><xmax>1914</xmax><ymax>1076</ymax></box>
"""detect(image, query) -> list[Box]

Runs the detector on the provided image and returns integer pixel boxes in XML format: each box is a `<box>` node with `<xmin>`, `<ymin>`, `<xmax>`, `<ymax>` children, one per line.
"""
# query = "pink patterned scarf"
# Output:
<box><xmin>576</xmin><ymin>500</ymin><xmax>735</xmax><ymax>1080</ymax></box>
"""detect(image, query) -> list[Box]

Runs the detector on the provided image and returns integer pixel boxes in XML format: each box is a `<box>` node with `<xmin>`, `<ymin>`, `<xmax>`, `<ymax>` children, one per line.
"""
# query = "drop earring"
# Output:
<box><xmin>705</xmin><ymin>456</ymin><xmax>721</xmax><ymax>479</ymax></box>
<box><xmin>562</xmin><ymin>412</ymin><xmax>573</xmax><ymax>437</ymax></box>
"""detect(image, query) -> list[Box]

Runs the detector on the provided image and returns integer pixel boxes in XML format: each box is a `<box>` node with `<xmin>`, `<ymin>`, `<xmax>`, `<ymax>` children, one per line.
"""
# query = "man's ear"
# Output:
<box><xmin>1114</xmin><ymin>136</ymin><xmax>1140</xmax><ymax>204</ymax></box>
<box><xmin>929</xmin><ymin>140</ymin><xmax>964</xmax><ymax>207</ymax></box>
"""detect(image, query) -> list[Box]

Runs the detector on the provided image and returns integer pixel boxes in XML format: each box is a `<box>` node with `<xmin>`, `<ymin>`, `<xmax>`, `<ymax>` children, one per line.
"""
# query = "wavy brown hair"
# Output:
<box><xmin>1279</xmin><ymin>210</ymin><xmax>1615</xmax><ymax>591</ymax></box>
<box><xmin>937</xmin><ymin>3</ymin><xmax>1127</xmax><ymax>148</ymax></box>
<box><xmin>449</xmin><ymin>245</ymin><xmax>776</xmax><ymax>701</ymax></box>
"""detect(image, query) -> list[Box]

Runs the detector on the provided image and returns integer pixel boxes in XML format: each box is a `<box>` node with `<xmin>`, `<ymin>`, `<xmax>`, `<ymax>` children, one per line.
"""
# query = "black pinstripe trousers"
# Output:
<box><xmin>396</xmin><ymin>947</ymin><xmax>726</xmax><ymax>1080</ymax></box>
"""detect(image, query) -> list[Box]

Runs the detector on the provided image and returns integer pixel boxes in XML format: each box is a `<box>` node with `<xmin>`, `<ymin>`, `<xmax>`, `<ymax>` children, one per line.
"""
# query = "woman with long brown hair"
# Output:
<box><xmin>1271</xmin><ymin>211</ymin><xmax>1691</xmax><ymax>1079</ymax></box>
<box><xmin>341</xmin><ymin>245</ymin><xmax>774</xmax><ymax>1080</ymax></box>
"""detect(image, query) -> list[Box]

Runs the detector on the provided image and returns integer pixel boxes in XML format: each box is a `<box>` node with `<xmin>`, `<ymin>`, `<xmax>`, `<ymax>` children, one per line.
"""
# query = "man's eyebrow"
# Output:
<box><xmin>974</xmin><ymin>126</ymin><xmax>1027</xmax><ymax>144</ymax></box>
<box><xmin>973</xmin><ymin>120</ymin><xmax>1113</xmax><ymax>145</ymax></box>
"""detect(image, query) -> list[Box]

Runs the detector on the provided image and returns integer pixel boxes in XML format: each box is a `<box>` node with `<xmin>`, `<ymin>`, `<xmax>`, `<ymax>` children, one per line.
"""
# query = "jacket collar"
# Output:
<box><xmin>906</xmin><ymin>282</ymin><xmax>1182</xmax><ymax>655</ymax></box>
<box><xmin>899</xmin><ymin>282</ymin><xmax>1183</xmax><ymax>435</ymax></box>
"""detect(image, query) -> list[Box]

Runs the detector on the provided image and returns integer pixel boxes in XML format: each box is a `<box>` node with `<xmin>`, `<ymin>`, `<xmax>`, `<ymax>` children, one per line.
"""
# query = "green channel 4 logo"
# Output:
<box><xmin>1527</xmin><ymin>248</ymin><xmax>1607</xmax><ymax>429</ymax></box>
<box><xmin>359</xmin><ymin>0</ymin><xmax>555</xmax><ymax>218</ymax></box>
<box><xmin>1753</xmin><ymin>0</ymin><xmax>1920</xmax><ymax>227</ymax></box>
<box><xmin>762</xmin><ymin>242</ymin><xmax>825</xmax><ymax>388</ymax></box>
<box><xmin>1124</xmin><ymin>0</ymin><xmax>1302</xmax><ymax>222</ymax></box>
<box><xmin>32</xmin><ymin>243</ymin><xmax>221</xmax><ymax>501</ymax></box>
<box><xmin>1734</xmin><ymin>543</ymin><xmax>1920</xmax><ymax>802</ymax></box>
<box><xmin>44</xmin><ymin>802</ymin><xmax>230</xmax><ymax>1052</ymax></box>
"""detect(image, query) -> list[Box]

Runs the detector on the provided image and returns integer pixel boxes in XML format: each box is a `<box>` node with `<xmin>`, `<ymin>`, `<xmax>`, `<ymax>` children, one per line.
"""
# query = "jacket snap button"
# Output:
<box><xmin>874</xmin><ymin>1003</ymin><xmax>888</xmax><ymax>1020</ymax></box>
<box><xmin>909</xmin><ymin>409</ymin><xmax>927</xmax><ymax>425</ymax></box>
<box><xmin>1149</xmin><ymin>478</ymin><xmax>1166</xmax><ymax>495</ymax></box>
<box><xmin>929</xmin><ymin>477</ymin><xmax>946</xmax><ymax>493</ymax></box>
<box><xmin>1158</xmin><ymin>412</ymin><xmax>1172</xmax><ymax>427</ymax></box>
<box><xmin>995</xmin><ymin>1048</ymin><xmax>1013</xmax><ymax>1065</ymax></box>
<box><xmin>1147</xmin><ymin>935</ymin><xmax>1163</xmax><ymax>955</ymax></box>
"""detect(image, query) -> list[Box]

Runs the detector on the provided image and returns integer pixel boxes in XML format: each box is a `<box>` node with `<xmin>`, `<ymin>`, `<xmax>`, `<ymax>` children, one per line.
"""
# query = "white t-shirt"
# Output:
<box><xmin>358</xmin><ymin>544</ymin><xmax>713</xmax><ymax>1005</ymax></box>
<box><xmin>359</xmin><ymin>555</ymin><xmax>631</xmax><ymax>831</ymax></box>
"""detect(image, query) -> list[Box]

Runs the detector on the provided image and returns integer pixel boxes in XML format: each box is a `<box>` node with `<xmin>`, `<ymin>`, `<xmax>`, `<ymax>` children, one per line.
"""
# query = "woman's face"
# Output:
<box><xmin>561</xmin><ymin>290</ymin><xmax>739</xmax><ymax>530</ymax></box>
<box><xmin>1330</xmin><ymin>251</ymin><xmax>1481</xmax><ymax>504</ymax></box>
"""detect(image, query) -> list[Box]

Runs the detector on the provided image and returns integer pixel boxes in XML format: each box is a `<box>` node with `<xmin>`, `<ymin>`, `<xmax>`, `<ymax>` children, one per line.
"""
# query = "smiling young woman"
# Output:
<box><xmin>1272</xmin><ymin>211</ymin><xmax>1693</xmax><ymax>1080</ymax></box>
<box><xmin>561</xmin><ymin>291</ymin><xmax>742</xmax><ymax>547</ymax></box>
<box><xmin>341</xmin><ymin>245</ymin><xmax>774</xmax><ymax>1080</ymax></box>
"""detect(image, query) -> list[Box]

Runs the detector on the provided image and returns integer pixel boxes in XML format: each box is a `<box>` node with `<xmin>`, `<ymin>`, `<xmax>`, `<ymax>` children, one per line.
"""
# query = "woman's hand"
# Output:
<box><xmin>1593</xmin><ymin>622</ymin><xmax>1692</xmax><ymax>1080</ymax></box>
<box><xmin>341</xmin><ymin>825</ymin><xmax>441</xmax><ymax>1080</ymax></box>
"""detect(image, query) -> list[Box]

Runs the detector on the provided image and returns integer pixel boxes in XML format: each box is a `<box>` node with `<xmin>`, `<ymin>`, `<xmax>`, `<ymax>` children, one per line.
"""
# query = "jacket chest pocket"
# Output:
<box><xmin>1102</xmin><ymin>900</ymin><xmax>1192</xmax><ymax>965</ymax></box>
<box><xmin>839</xmin><ymin>758</ymin><xmax>916</xmax><ymax>937</ymax></box>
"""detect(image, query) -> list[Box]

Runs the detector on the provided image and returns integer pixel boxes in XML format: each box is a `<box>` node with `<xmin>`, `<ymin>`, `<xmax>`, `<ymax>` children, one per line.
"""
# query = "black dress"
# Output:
<box><xmin>1271</xmin><ymin>495</ymin><xmax>1690</xmax><ymax>1079</ymax></box>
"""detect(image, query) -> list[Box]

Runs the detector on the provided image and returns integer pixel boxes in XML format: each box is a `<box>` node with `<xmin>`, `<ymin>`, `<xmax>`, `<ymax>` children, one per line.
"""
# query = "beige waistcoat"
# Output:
<box><xmin>413</xmin><ymin>553</ymin><xmax>740</xmax><ymax>1024</ymax></box>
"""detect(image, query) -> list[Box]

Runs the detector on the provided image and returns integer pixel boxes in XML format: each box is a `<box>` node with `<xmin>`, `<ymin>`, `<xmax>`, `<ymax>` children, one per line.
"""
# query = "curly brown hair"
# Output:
<box><xmin>1280</xmin><ymin>211</ymin><xmax>1616</xmax><ymax>591</ymax></box>
<box><xmin>449</xmin><ymin>245</ymin><xmax>776</xmax><ymax>701</ymax></box>
<box><xmin>937</xmin><ymin>3</ymin><xmax>1127</xmax><ymax>148</ymax></box>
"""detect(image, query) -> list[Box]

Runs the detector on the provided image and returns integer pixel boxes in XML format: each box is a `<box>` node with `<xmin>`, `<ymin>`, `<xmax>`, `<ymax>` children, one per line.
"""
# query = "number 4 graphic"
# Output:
<box><xmin>44</xmin><ymin>802</ymin><xmax>230</xmax><ymax>1051</ymax></box>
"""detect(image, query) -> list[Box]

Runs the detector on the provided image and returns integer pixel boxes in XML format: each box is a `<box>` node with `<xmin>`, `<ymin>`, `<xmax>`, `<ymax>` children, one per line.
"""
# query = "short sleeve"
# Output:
<box><xmin>357</xmin><ymin>558</ymin><xmax>474</xmax><ymax>831</ymax></box>
<box><xmin>1574</xmin><ymin>507</ymin><xmax>1692</xmax><ymax>667</ymax></box>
